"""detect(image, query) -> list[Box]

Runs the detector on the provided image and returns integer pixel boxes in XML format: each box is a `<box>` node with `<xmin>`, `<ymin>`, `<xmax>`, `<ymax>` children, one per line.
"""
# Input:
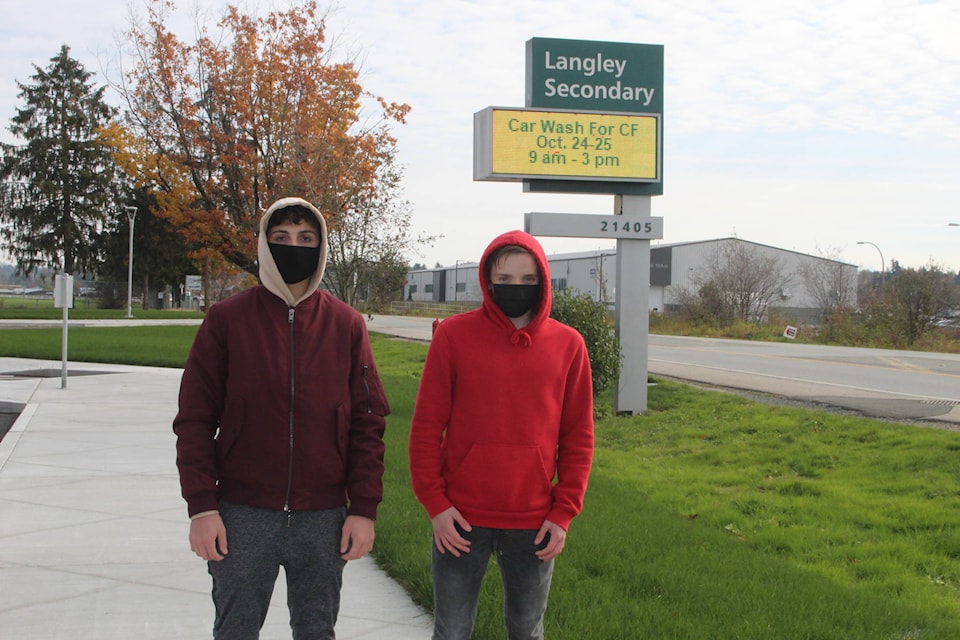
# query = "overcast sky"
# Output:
<box><xmin>2</xmin><ymin>0</ymin><xmax>958</xmax><ymax>273</ymax></box>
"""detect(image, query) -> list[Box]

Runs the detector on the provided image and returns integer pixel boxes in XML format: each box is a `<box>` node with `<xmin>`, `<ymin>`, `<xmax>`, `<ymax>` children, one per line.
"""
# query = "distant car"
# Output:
<box><xmin>935</xmin><ymin>317</ymin><xmax>960</xmax><ymax>328</ymax></box>
<box><xmin>934</xmin><ymin>310</ymin><xmax>960</xmax><ymax>328</ymax></box>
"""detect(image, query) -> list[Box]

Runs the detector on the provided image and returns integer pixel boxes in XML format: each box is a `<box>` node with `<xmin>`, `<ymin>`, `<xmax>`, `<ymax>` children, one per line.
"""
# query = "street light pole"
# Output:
<box><xmin>124</xmin><ymin>205</ymin><xmax>137</xmax><ymax>318</ymax></box>
<box><xmin>856</xmin><ymin>241</ymin><xmax>884</xmax><ymax>289</ymax></box>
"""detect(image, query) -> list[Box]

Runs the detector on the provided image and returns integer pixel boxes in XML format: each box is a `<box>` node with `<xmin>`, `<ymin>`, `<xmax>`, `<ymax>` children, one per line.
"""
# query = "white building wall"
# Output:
<box><xmin>544</xmin><ymin>251</ymin><xmax>617</xmax><ymax>305</ymax></box>
<box><xmin>661</xmin><ymin>239</ymin><xmax>723</xmax><ymax>308</ymax></box>
<box><xmin>403</xmin><ymin>270</ymin><xmax>434</xmax><ymax>302</ymax></box>
<box><xmin>660</xmin><ymin>239</ymin><xmax>858</xmax><ymax>318</ymax></box>
<box><xmin>649</xmin><ymin>286</ymin><xmax>665</xmax><ymax>312</ymax></box>
<box><xmin>450</xmin><ymin>264</ymin><xmax>479</xmax><ymax>302</ymax></box>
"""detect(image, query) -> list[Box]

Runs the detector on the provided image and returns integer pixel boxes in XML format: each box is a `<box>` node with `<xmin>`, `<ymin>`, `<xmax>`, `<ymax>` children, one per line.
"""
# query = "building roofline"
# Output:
<box><xmin>417</xmin><ymin>237</ymin><xmax>857</xmax><ymax>272</ymax></box>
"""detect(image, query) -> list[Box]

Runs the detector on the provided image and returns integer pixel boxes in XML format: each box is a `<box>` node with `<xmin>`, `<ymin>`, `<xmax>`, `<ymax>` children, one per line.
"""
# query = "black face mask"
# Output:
<box><xmin>268</xmin><ymin>242</ymin><xmax>320</xmax><ymax>284</ymax></box>
<box><xmin>491</xmin><ymin>284</ymin><xmax>540</xmax><ymax>318</ymax></box>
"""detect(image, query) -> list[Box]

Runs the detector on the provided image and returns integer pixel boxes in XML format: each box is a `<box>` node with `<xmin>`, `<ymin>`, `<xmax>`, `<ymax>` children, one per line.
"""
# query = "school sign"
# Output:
<box><xmin>475</xmin><ymin>38</ymin><xmax>663</xmax><ymax>196</ymax></box>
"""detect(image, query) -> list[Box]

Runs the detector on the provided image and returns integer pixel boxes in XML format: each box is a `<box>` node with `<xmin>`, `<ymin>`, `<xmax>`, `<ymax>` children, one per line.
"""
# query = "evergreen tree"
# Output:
<box><xmin>0</xmin><ymin>45</ymin><xmax>122</xmax><ymax>275</ymax></box>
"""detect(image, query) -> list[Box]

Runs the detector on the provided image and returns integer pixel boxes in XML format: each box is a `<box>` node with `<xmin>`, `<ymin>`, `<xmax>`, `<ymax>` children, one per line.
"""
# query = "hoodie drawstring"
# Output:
<box><xmin>510</xmin><ymin>329</ymin><xmax>532</xmax><ymax>347</ymax></box>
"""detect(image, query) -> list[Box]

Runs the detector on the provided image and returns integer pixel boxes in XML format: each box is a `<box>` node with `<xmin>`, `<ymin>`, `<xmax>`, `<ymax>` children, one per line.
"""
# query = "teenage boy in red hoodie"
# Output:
<box><xmin>174</xmin><ymin>197</ymin><xmax>389</xmax><ymax>639</ymax></box>
<box><xmin>409</xmin><ymin>230</ymin><xmax>595</xmax><ymax>640</ymax></box>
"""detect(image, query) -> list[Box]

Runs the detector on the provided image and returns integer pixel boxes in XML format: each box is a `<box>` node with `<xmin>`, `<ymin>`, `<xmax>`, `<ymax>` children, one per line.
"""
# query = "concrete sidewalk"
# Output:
<box><xmin>0</xmin><ymin>357</ymin><xmax>433</xmax><ymax>639</ymax></box>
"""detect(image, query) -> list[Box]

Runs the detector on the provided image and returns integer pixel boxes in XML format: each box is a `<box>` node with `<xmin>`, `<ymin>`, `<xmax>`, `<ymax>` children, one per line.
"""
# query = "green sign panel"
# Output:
<box><xmin>526</xmin><ymin>38</ymin><xmax>663</xmax><ymax>113</ymax></box>
<box><xmin>524</xmin><ymin>37</ymin><xmax>664</xmax><ymax>195</ymax></box>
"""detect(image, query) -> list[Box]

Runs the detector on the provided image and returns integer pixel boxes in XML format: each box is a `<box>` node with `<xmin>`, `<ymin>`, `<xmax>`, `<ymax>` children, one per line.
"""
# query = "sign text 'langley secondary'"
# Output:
<box><xmin>540</xmin><ymin>51</ymin><xmax>656</xmax><ymax>106</ymax></box>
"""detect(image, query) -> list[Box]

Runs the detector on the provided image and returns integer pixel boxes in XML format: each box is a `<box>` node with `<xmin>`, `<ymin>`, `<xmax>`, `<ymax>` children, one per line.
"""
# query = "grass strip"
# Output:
<box><xmin>0</xmin><ymin>325</ymin><xmax>199</xmax><ymax>367</ymax></box>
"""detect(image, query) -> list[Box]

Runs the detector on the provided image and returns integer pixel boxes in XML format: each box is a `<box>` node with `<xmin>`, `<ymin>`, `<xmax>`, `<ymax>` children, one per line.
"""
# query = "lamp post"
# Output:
<box><xmin>124</xmin><ymin>205</ymin><xmax>137</xmax><ymax>318</ymax></box>
<box><xmin>856</xmin><ymin>241</ymin><xmax>884</xmax><ymax>288</ymax></box>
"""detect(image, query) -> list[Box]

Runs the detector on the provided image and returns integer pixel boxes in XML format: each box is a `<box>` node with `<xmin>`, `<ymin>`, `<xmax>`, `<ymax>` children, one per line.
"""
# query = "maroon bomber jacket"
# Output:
<box><xmin>173</xmin><ymin>286</ymin><xmax>389</xmax><ymax>520</ymax></box>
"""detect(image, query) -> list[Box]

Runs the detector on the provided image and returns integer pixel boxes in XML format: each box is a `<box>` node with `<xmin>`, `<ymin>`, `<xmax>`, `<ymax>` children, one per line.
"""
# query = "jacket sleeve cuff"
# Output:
<box><xmin>546</xmin><ymin>508</ymin><xmax>576</xmax><ymax>531</ymax></box>
<box><xmin>190</xmin><ymin>510</ymin><xmax>220</xmax><ymax>521</ymax></box>
<box><xmin>422</xmin><ymin>495</ymin><xmax>454</xmax><ymax>520</ymax></box>
<box><xmin>186</xmin><ymin>494</ymin><xmax>219</xmax><ymax>519</ymax></box>
<box><xmin>347</xmin><ymin>498</ymin><xmax>380</xmax><ymax>521</ymax></box>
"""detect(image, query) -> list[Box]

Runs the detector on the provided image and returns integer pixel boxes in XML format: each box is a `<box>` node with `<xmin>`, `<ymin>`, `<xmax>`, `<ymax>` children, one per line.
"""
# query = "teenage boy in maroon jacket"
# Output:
<box><xmin>409</xmin><ymin>230</ymin><xmax>595</xmax><ymax>640</ymax></box>
<box><xmin>174</xmin><ymin>197</ymin><xmax>389</xmax><ymax>639</ymax></box>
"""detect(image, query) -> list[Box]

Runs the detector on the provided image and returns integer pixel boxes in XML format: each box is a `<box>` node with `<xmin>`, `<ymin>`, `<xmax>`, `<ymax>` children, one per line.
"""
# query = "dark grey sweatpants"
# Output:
<box><xmin>208</xmin><ymin>501</ymin><xmax>347</xmax><ymax>640</ymax></box>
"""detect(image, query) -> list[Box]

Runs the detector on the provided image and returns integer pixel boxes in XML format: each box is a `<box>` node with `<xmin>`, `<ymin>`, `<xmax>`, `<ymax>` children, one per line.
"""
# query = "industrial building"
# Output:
<box><xmin>403</xmin><ymin>237</ymin><xmax>858</xmax><ymax>323</ymax></box>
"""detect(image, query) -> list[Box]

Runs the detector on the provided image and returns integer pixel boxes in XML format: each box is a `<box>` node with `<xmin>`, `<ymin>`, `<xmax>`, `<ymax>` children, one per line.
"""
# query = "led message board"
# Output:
<box><xmin>474</xmin><ymin>107</ymin><xmax>660</xmax><ymax>183</ymax></box>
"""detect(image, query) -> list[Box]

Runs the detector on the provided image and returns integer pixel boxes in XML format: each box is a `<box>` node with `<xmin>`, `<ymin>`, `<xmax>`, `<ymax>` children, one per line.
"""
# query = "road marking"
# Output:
<box><xmin>648</xmin><ymin>358</ymin><xmax>960</xmax><ymax>404</ymax></box>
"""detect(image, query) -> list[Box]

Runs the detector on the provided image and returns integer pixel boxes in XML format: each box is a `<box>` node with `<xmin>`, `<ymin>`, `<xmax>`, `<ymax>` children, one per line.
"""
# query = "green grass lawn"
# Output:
<box><xmin>2</xmin><ymin>326</ymin><xmax>959</xmax><ymax>638</ymax></box>
<box><xmin>373</xmin><ymin>336</ymin><xmax>960</xmax><ymax>639</ymax></box>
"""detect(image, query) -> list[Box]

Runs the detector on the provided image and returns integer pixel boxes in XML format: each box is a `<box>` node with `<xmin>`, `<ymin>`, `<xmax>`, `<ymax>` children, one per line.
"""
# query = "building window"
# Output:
<box><xmin>456</xmin><ymin>282</ymin><xmax>466</xmax><ymax>293</ymax></box>
<box><xmin>408</xmin><ymin>284</ymin><xmax>417</xmax><ymax>294</ymax></box>
<box><xmin>551</xmin><ymin>278</ymin><xmax>567</xmax><ymax>290</ymax></box>
<box><xmin>425</xmin><ymin>284</ymin><xmax>433</xmax><ymax>293</ymax></box>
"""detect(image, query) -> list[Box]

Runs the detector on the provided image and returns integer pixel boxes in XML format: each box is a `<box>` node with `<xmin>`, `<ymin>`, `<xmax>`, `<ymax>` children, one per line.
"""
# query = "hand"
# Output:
<box><xmin>431</xmin><ymin>506</ymin><xmax>472</xmax><ymax>557</ymax></box>
<box><xmin>534</xmin><ymin>520</ymin><xmax>566</xmax><ymax>562</ymax></box>
<box><xmin>190</xmin><ymin>513</ymin><xmax>228</xmax><ymax>561</ymax></box>
<box><xmin>340</xmin><ymin>515</ymin><xmax>375</xmax><ymax>560</ymax></box>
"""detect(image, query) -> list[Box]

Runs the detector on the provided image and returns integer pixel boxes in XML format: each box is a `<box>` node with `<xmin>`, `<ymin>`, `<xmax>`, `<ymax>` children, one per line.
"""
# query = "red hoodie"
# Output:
<box><xmin>409</xmin><ymin>231</ymin><xmax>595</xmax><ymax>531</ymax></box>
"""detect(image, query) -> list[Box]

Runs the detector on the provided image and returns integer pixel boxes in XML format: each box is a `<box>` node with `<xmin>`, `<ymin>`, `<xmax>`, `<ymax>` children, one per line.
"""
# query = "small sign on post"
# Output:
<box><xmin>54</xmin><ymin>274</ymin><xmax>74</xmax><ymax>388</ymax></box>
<box><xmin>525</xmin><ymin>212</ymin><xmax>663</xmax><ymax>240</ymax></box>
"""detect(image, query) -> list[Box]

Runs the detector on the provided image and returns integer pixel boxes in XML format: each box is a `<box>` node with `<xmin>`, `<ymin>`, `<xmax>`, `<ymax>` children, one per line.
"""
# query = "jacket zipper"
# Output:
<box><xmin>362</xmin><ymin>364</ymin><xmax>373</xmax><ymax>413</ymax></box>
<box><xmin>284</xmin><ymin>306</ymin><xmax>295</xmax><ymax>527</ymax></box>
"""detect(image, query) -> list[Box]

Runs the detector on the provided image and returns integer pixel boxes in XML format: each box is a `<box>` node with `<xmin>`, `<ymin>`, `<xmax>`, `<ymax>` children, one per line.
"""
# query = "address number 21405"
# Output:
<box><xmin>601</xmin><ymin>220</ymin><xmax>654</xmax><ymax>234</ymax></box>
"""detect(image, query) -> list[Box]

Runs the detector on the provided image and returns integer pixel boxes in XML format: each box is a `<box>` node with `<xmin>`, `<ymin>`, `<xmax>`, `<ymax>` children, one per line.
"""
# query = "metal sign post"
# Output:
<box><xmin>613</xmin><ymin>195</ymin><xmax>652</xmax><ymax>414</ymax></box>
<box><xmin>54</xmin><ymin>274</ymin><xmax>74</xmax><ymax>389</ymax></box>
<box><xmin>524</xmin><ymin>199</ymin><xmax>659</xmax><ymax>414</ymax></box>
<box><xmin>476</xmin><ymin>37</ymin><xmax>665</xmax><ymax>414</ymax></box>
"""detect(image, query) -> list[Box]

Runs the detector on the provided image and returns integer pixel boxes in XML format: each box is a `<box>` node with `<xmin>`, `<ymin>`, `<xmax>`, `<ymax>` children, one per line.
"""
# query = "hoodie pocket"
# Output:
<box><xmin>447</xmin><ymin>442</ymin><xmax>553</xmax><ymax>515</ymax></box>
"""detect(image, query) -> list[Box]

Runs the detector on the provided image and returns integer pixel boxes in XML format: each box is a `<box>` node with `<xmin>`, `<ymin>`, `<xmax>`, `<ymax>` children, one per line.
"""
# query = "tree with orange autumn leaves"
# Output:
<box><xmin>111</xmin><ymin>0</ymin><xmax>411</xmax><ymax>287</ymax></box>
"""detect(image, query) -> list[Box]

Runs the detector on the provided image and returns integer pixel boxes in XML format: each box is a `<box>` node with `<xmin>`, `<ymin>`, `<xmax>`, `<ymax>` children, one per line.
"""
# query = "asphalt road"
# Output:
<box><xmin>646</xmin><ymin>334</ymin><xmax>960</xmax><ymax>426</ymax></box>
<box><xmin>364</xmin><ymin>315</ymin><xmax>960</xmax><ymax>426</ymax></box>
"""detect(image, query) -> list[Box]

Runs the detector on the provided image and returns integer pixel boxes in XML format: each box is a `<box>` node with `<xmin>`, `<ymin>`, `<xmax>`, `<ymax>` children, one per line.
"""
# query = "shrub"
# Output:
<box><xmin>550</xmin><ymin>288</ymin><xmax>622</xmax><ymax>396</ymax></box>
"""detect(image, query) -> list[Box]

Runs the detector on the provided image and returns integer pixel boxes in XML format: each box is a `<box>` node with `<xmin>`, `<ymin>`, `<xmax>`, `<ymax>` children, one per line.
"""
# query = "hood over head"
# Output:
<box><xmin>479</xmin><ymin>230</ymin><xmax>552</xmax><ymax>341</ymax></box>
<box><xmin>258</xmin><ymin>197</ymin><xmax>328</xmax><ymax>305</ymax></box>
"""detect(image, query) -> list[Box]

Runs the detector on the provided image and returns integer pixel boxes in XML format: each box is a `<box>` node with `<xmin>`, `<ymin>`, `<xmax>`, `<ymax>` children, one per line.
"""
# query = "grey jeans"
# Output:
<box><xmin>208</xmin><ymin>501</ymin><xmax>347</xmax><ymax>640</ymax></box>
<box><xmin>431</xmin><ymin>526</ymin><xmax>555</xmax><ymax>640</ymax></box>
